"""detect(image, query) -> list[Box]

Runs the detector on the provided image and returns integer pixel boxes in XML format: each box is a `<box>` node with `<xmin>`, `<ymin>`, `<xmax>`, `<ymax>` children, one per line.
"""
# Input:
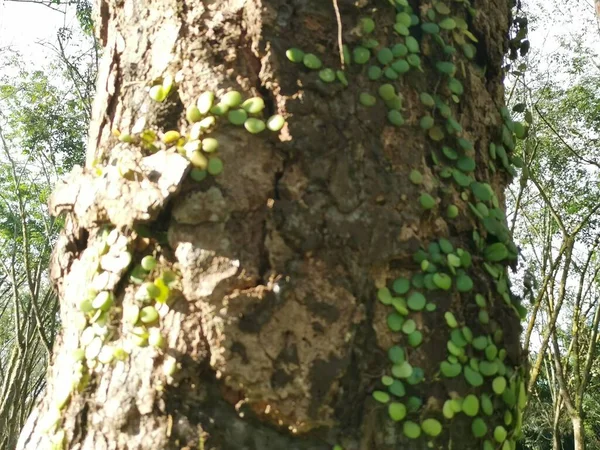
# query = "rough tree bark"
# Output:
<box><xmin>18</xmin><ymin>0</ymin><xmax>527</xmax><ymax>449</ymax></box>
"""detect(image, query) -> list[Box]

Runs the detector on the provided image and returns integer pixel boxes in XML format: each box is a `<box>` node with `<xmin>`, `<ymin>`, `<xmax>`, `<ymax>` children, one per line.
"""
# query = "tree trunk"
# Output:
<box><xmin>571</xmin><ymin>414</ymin><xmax>585</xmax><ymax>450</ymax></box>
<box><xmin>18</xmin><ymin>0</ymin><xmax>525</xmax><ymax>449</ymax></box>
<box><xmin>553</xmin><ymin>398</ymin><xmax>562</xmax><ymax>450</ymax></box>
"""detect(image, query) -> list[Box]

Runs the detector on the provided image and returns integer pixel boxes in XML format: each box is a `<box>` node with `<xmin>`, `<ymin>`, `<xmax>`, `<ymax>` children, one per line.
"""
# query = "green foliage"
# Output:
<box><xmin>0</xmin><ymin>68</ymin><xmax>87</xmax><ymax>172</ymax></box>
<box><xmin>505</xmin><ymin>2</ymin><xmax>600</xmax><ymax>450</ymax></box>
<box><xmin>0</xmin><ymin>8</ymin><xmax>95</xmax><ymax>445</ymax></box>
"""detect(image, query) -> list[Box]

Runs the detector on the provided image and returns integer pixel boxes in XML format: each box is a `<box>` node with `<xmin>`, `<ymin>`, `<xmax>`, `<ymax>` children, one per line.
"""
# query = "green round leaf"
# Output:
<box><xmin>244</xmin><ymin>118</ymin><xmax>266</xmax><ymax>134</ymax></box>
<box><xmin>473</xmin><ymin>335</ymin><xmax>489</xmax><ymax>350</ymax></box>
<box><xmin>443</xmin><ymin>400</ymin><xmax>455</xmax><ymax>419</ymax></box>
<box><xmin>439</xmin><ymin>17</ymin><xmax>456</xmax><ymax>30</ymax></box>
<box><xmin>436</xmin><ymin>61</ymin><xmax>456</xmax><ymax>75</ymax></box>
<box><xmin>395</xmin><ymin>12</ymin><xmax>412</xmax><ymax>26</ymax></box>
<box><xmin>186</xmin><ymin>105</ymin><xmax>202</xmax><ymax>123</ymax></box>
<box><xmin>391</xmin><ymin>59</ymin><xmax>410</xmax><ymax>74</ymax></box>
<box><xmin>421</xmin><ymin>22</ymin><xmax>440</xmax><ymax>34</ymax></box>
<box><xmin>266</xmin><ymin>114</ymin><xmax>285</xmax><ymax>131</ymax></box>
<box><xmin>462</xmin><ymin>43</ymin><xmax>476</xmax><ymax>59</ymax></box>
<box><xmin>367</xmin><ymin>65</ymin><xmax>382</xmax><ymax>80</ymax></box>
<box><xmin>385</xmin><ymin>95</ymin><xmax>402</xmax><ymax>110</ymax></box>
<box><xmin>457</xmin><ymin>156</ymin><xmax>476</xmax><ymax>172</ymax></box>
<box><xmin>422</xmin><ymin>418</ymin><xmax>442</xmax><ymax>437</ymax></box>
<box><xmin>360</xmin><ymin>17</ymin><xmax>375</xmax><ymax>34</ymax></box>
<box><xmin>456</xmin><ymin>274</ymin><xmax>473</xmax><ymax>292</ymax></box>
<box><xmin>402</xmin><ymin>319</ymin><xmax>417</xmax><ymax>334</ymax></box>
<box><xmin>481</xmin><ymin>393</ymin><xmax>494</xmax><ymax>415</ymax></box>
<box><xmin>286</xmin><ymin>48</ymin><xmax>305</xmax><ymax>63</ymax></box>
<box><xmin>464</xmin><ymin>366</ymin><xmax>484</xmax><ymax>387</ymax></box>
<box><xmin>392</xmin><ymin>43</ymin><xmax>408</xmax><ymax>57</ymax></box>
<box><xmin>420</xmin><ymin>115</ymin><xmax>434</xmax><ymax>130</ymax></box>
<box><xmin>492</xmin><ymin>376</ymin><xmax>507</xmax><ymax>394</ymax></box>
<box><xmin>408</xmin><ymin>331</ymin><xmax>423</xmax><ymax>347</ymax></box>
<box><xmin>384</xmin><ymin>67</ymin><xmax>399</xmax><ymax>80</ymax></box>
<box><xmin>479</xmin><ymin>360</ymin><xmax>499</xmax><ymax>377</ymax></box>
<box><xmin>359</xmin><ymin>93</ymin><xmax>377</xmax><ymax>107</ymax></box>
<box><xmin>447</xmin><ymin>204</ymin><xmax>459</xmax><ymax>218</ymax></box>
<box><xmin>420</xmin><ymin>193</ymin><xmax>436</xmax><ymax>209</ymax></box>
<box><xmin>475</xmin><ymin>294</ymin><xmax>487</xmax><ymax>308</ymax></box>
<box><xmin>448</xmin><ymin>78</ymin><xmax>464</xmax><ymax>95</ymax></box>
<box><xmin>149</xmin><ymin>85</ymin><xmax>167</xmax><ymax>102</ymax></box>
<box><xmin>494</xmin><ymin>426</ymin><xmax>507</xmax><ymax>443</ymax></box>
<box><xmin>484</xmin><ymin>243</ymin><xmax>509</xmax><ymax>262</ymax></box>
<box><xmin>471</xmin><ymin>182</ymin><xmax>493</xmax><ymax>202</ymax></box>
<box><xmin>392</xmin><ymin>361</ymin><xmax>413</xmax><ymax>379</ymax></box>
<box><xmin>433</xmin><ymin>273</ymin><xmax>452</xmax><ymax>290</ymax></box>
<box><xmin>197</xmin><ymin>91</ymin><xmax>215</xmax><ymax>114</ymax></box>
<box><xmin>388</xmin><ymin>402</ymin><xmax>407</xmax><ymax>421</ymax></box>
<box><xmin>377</xmin><ymin>287</ymin><xmax>393</xmax><ymax>305</ymax></box>
<box><xmin>140</xmin><ymin>305</ymin><xmax>159</xmax><ymax>324</ymax></box>
<box><xmin>406</xmin><ymin>367</ymin><xmax>424</xmax><ymax>385</ymax></box>
<box><xmin>228</xmin><ymin>109</ymin><xmax>248</xmax><ymax>125</ymax></box>
<box><xmin>387</xmin><ymin>313</ymin><xmax>404</xmax><ymax>331</ymax></box>
<box><xmin>388</xmin><ymin>346</ymin><xmax>405</xmax><ymax>364</ymax></box>
<box><xmin>445</xmin><ymin>311</ymin><xmax>458</xmax><ymax>328</ymax></box>
<box><xmin>393</xmin><ymin>278</ymin><xmax>411</xmax><ymax>295</ymax></box>
<box><xmin>406</xmin><ymin>54</ymin><xmax>420</xmax><ymax>69</ymax></box>
<box><xmin>463</xmin><ymin>394</ymin><xmax>479</xmax><ymax>417</ymax></box>
<box><xmin>202</xmin><ymin>138</ymin><xmax>219</xmax><ymax>153</ymax></box>
<box><xmin>450</xmin><ymin>328</ymin><xmax>468</xmax><ymax>347</ymax></box>
<box><xmin>479</xmin><ymin>309</ymin><xmax>490</xmax><ymax>324</ymax></box>
<box><xmin>407</xmin><ymin>292</ymin><xmax>426</xmax><ymax>311</ymax></box>
<box><xmin>319</xmin><ymin>68</ymin><xmax>336</xmax><ymax>83</ymax></box>
<box><xmin>420</xmin><ymin>92</ymin><xmax>435</xmax><ymax>107</ymax></box>
<box><xmin>140</xmin><ymin>255</ymin><xmax>157</xmax><ymax>271</ymax></box>
<box><xmin>336</xmin><ymin>70</ymin><xmax>348</xmax><ymax>86</ymax></box>
<box><xmin>222</xmin><ymin>91</ymin><xmax>243</xmax><ymax>107</ymax></box>
<box><xmin>428</xmin><ymin>126</ymin><xmax>445</xmax><ymax>141</ymax></box>
<box><xmin>403</xmin><ymin>421</ymin><xmax>421</xmax><ymax>439</ymax></box>
<box><xmin>388</xmin><ymin>110</ymin><xmax>404</xmax><ymax>126</ymax></box>
<box><xmin>377</xmin><ymin>48</ymin><xmax>394</xmax><ymax>65</ymax></box>
<box><xmin>472</xmin><ymin>418</ymin><xmax>488</xmax><ymax>438</ymax></box>
<box><xmin>207</xmin><ymin>157</ymin><xmax>224</xmax><ymax>175</ymax></box>
<box><xmin>440</xmin><ymin>361</ymin><xmax>462</xmax><ymax>377</ymax></box>
<box><xmin>394</xmin><ymin>23</ymin><xmax>410</xmax><ymax>36</ymax></box>
<box><xmin>378</xmin><ymin>83</ymin><xmax>396</xmax><ymax>100</ymax></box>
<box><xmin>381</xmin><ymin>375</ymin><xmax>394</xmax><ymax>386</ymax></box>
<box><xmin>485</xmin><ymin>344</ymin><xmax>498</xmax><ymax>361</ymax></box>
<box><xmin>373</xmin><ymin>390</ymin><xmax>390</xmax><ymax>403</ymax></box>
<box><xmin>405</xmin><ymin>36</ymin><xmax>420</xmax><ymax>53</ymax></box>
<box><xmin>435</xmin><ymin>2</ymin><xmax>451</xmax><ymax>14</ymax></box>
<box><xmin>303</xmin><ymin>54</ymin><xmax>322</xmax><ymax>70</ymax></box>
<box><xmin>352</xmin><ymin>47</ymin><xmax>370</xmax><ymax>64</ymax></box>
<box><xmin>388</xmin><ymin>379</ymin><xmax>406</xmax><ymax>397</ymax></box>
<box><xmin>242</xmin><ymin>97</ymin><xmax>265</xmax><ymax>114</ymax></box>
<box><xmin>409</xmin><ymin>170</ymin><xmax>423</xmax><ymax>185</ymax></box>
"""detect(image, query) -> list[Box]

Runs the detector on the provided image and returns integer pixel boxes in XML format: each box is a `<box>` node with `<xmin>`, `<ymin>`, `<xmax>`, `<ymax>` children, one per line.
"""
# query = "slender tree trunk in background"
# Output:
<box><xmin>552</xmin><ymin>398</ymin><xmax>562</xmax><ymax>450</ymax></box>
<box><xmin>571</xmin><ymin>413</ymin><xmax>585</xmax><ymax>450</ymax></box>
<box><xmin>18</xmin><ymin>0</ymin><xmax>527</xmax><ymax>449</ymax></box>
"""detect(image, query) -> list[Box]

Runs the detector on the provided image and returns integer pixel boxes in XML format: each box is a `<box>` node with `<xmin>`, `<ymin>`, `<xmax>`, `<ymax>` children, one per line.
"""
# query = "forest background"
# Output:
<box><xmin>0</xmin><ymin>0</ymin><xmax>598</xmax><ymax>449</ymax></box>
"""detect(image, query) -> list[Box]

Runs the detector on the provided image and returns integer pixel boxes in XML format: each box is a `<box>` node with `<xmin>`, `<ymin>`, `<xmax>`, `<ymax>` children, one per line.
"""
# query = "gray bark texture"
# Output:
<box><xmin>18</xmin><ymin>0</ymin><xmax>525</xmax><ymax>449</ymax></box>
<box><xmin>571</xmin><ymin>414</ymin><xmax>585</xmax><ymax>450</ymax></box>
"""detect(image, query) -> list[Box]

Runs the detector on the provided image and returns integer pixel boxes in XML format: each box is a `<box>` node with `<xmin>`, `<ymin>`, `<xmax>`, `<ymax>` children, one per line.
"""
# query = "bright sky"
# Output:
<box><xmin>0</xmin><ymin>1</ymin><xmax>79</xmax><ymax>66</ymax></box>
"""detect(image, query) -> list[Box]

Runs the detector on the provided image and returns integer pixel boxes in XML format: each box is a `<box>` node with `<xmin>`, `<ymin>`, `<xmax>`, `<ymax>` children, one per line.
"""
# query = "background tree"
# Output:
<box><xmin>505</xmin><ymin>1</ymin><xmax>600</xmax><ymax>447</ymax></box>
<box><xmin>17</xmin><ymin>0</ymin><xmax>530</xmax><ymax>449</ymax></box>
<box><xmin>0</xmin><ymin>2</ymin><xmax>95</xmax><ymax>446</ymax></box>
